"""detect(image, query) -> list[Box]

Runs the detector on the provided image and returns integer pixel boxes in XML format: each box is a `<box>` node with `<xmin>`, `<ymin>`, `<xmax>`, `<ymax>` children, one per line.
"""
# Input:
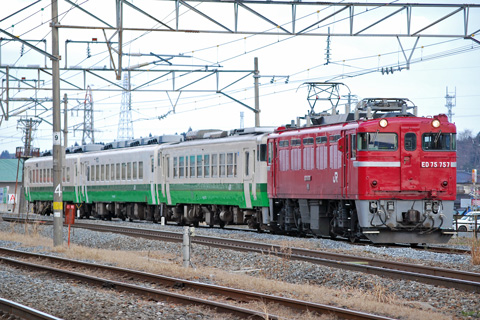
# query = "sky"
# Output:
<box><xmin>0</xmin><ymin>0</ymin><xmax>479</xmax><ymax>153</ymax></box>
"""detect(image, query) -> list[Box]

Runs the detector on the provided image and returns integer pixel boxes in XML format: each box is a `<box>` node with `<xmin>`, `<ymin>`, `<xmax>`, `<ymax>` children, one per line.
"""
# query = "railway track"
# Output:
<box><xmin>0</xmin><ymin>297</ymin><xmax>62</xmax><ymax>320</ymax></box>
<box><xmin>3</xmin><ymin>216</ymin><xmax>479</xmax><ymax>292</ymax></box>
<box><xmin>0</xmin><ymin>247</ymin><xmax>392</xmax><ymax>320</ymax></box>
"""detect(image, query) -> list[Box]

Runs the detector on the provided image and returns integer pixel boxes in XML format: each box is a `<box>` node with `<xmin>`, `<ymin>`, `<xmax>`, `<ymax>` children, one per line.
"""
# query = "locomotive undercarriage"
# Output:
<box><xmin>267</xmin><ymin>198</ymin><xmax>364</xmax><ymax>242</ymax></box>
<box><xmin>266</xmin><ymin>198</ymin><xmax>455</xmax><ymax>243</ymax></box>
<box><xmin>357</xmin><ymin>199</ymin><xmax>455</xmax><ymax>244</ymax></box>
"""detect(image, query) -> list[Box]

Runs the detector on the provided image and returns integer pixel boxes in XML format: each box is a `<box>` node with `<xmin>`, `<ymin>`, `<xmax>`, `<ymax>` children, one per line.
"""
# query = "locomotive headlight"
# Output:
<box><xmin>379</xmin><ymin>119</ymin><xmax>388</xmax><ymax>128</ymax></box>
<box><xmin>432</xmin><ymin>119</ymin><xmax>441</xmax><ymax>128</ymax></box>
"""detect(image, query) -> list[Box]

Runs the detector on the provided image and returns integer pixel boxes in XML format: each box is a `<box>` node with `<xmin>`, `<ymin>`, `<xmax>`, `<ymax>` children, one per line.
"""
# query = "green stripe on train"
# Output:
<box><xmin>27</xmin><ymin>183</ymin><xmax>268</xmax><ymax>208</ymax></box>
<box><xmin>167</xmin><ymin>183</ymin><xmax>268</xmax><ymax>208</ymax></box>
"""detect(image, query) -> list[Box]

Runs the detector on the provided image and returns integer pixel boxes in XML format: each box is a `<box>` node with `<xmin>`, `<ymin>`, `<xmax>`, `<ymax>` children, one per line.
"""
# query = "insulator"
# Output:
<box><xmin>87</xmin><ymin>44</ymin><xmax>91</xmax><ymax>58</ymax></box>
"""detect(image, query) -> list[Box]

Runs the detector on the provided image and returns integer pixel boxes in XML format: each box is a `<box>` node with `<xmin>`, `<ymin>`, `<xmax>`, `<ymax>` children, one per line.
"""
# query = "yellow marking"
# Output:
<box><xmin>53</xmin><ymin>202</ymin><xmax>63</xmax><ymax>210</ymax></box>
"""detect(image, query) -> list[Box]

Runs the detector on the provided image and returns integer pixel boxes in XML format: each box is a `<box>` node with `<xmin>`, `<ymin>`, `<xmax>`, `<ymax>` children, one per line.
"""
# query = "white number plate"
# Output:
<box><xmin>421</xmin><ymin>161</ymin><xmax>451</xmax><ymax>168</ymax></box>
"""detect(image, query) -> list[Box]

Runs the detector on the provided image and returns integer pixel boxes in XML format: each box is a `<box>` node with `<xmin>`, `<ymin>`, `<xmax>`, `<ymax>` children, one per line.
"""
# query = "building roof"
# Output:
<box><xmin>458</xmin><ymin>170</ymin><xmax>478</xmax><ymax>184</ymax></box>
<box><xmin>0</xmin><ymin>159</ymin><xmax>23</xmax><ymax>182</ymax></box>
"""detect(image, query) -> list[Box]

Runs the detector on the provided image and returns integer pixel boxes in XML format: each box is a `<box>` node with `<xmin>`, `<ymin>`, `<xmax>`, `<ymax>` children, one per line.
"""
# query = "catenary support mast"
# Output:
<box><xmin>52</xmin><ymin>0</ymin><xmax>63</xmax><ymax>246</ymax></box>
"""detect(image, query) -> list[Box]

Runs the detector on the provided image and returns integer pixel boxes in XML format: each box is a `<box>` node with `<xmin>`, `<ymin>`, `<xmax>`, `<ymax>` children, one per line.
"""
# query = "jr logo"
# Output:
<box><xmin>333</xmin><ymin>172</ymin><xmax>338</xmax><ymax>183</ymax></box>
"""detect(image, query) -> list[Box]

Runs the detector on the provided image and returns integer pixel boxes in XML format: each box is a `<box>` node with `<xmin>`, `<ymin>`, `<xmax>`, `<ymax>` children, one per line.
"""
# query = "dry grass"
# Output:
<box><xmin>471</xmin><ymin>238</ymin><xmax>480</xmax><ymax>265</ymax></box>
<box><xmin>0</xmin><ymin>225</ymin><xmax>453</xmax><ymax>320</ymax></box>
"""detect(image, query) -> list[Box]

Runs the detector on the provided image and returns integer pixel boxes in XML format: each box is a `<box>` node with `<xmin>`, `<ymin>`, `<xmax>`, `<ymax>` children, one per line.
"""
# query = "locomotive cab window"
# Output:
<box><xmin>404</xmin><ymin>133</ymin><xmax>417</xmax><ymax>151</ymax></box>
<box><xmin>357</xmin><ymin>132</ymin><xmax>398</xmax><ymax>151</ymax></box>
<box><xmin>422</xmin><ymin>133</ymin><xmax>456</xmax><ymax>151</ymax></box>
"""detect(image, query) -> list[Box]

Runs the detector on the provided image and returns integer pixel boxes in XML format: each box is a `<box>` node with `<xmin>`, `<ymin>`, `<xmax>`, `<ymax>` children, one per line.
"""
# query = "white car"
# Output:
<box><xmin>455</xmin><ymin>212</ymin><xmax>480</xmax><ymax>232</ymax></box>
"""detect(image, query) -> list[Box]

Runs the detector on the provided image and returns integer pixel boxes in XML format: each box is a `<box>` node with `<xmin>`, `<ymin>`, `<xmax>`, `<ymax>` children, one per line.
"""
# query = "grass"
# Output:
<box><xmin>472</xmin><ymin>239</ymin><xmax>480</xmax><ymax>265</ymax></box>
<box><xmin>0</xmin><ymin>223</ymin><xmax>454</xmax><ymax>320</ymax></box>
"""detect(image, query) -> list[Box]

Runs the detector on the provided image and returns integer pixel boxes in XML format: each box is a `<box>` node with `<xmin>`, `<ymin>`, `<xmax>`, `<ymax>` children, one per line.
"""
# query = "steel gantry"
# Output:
<box><xmin>0</xmin><ymin>1</ymin><xmax>479</xmax><ymax>123</ymax></box>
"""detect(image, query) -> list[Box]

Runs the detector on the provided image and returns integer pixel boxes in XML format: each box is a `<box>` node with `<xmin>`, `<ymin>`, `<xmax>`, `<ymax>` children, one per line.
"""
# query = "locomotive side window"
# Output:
<box><xmin>291</xmin><ymin>139</ymin><xmax>301</xmax><ymax>146</ymax></box>
<box><xmin>329</xmin><ymin>134</ymin><xmax>341</xmax><ymax>142</ymax></box>
<box><xmin>303</xmin><ymin>137</ymin><xmax>314</xmax><ymax>170</ymax></box>
<box><xmin>422</xmin><ymin>133</ymin><xmax>456</xmax><ymax>151</ymax></box>
<box><xmin>316</xmin><ymin>136</ymin><xmax>327</xmax><ymax>144</ymax></box>
<box><xmin>245</xmin><ymin>151</ymin><xmax>250</xmax><ymax>176</ymax></box>
<box><xmin>404</xmin><ymin>133</ymin><xmax>417</xmax><ymax>151</ymax></box>
<box><xmin>357</xmin><ymin>133</ymin><xmax>397</xmax><ymax>151</ymax></box>
<box><xmin>106</xmin><ymin>164</ymin><xmax>110</xmax><ymax>181</ymax></box>
<box><xmin>116</xmin><ymin>163</ymin><xmax>120</xmax><ymax>181</ymax></box>
<box><xmin>303</xmin><ymin>137</ymin><xmax>314</xmax><ymax>145</ymax></box>
<box><xmin>101</xmin><ymin>165</ymin><xmax>105</xmax><ymax>181</ymax></box>
<box><xmin>279</xmin><ymin>140</ymin><xmax>289</xmax><ymax>147</ymax></box>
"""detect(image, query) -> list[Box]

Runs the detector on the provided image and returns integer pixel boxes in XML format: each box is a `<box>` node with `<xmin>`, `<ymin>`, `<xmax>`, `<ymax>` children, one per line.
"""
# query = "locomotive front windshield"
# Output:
<box><xmin>422</xmin><ymin>133</ymin><xmax>456</xmax><ymax>151</ymax></box>
<box><xmin>357</xmin><ymin>132</ymin><xmax>397</xmax><ymax>151</ymax></box>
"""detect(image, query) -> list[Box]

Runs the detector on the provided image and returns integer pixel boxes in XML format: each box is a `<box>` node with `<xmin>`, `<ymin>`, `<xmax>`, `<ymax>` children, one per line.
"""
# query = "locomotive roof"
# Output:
<box><xmin>272</xmin><ymin>113</ymin><xmax>454</xmax><ymax>136</ymax></box>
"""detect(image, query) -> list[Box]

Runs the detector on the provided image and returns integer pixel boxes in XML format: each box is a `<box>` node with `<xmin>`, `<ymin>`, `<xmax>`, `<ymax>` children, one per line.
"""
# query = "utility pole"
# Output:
<box><xmin>254</xmin><ymin>57</ymin><xmax>260</xmax><ymax>127</ymax></box>
<box><xmin>52</xmin><ymin>0</ymin><xmax>63</xmax><ymax>247</ymax></box>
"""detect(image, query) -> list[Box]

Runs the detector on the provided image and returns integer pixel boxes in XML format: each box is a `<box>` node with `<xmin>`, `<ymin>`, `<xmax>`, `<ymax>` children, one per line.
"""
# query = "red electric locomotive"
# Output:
<box><xmin>266</xmin><ymin>98</ymin><xmax>456</xmax><ymax>244</ymax></box>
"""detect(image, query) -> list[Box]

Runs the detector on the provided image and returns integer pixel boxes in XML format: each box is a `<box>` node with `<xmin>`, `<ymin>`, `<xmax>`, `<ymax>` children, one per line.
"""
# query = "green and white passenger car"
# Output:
<box><xmin>24</xmin><ymin>129</ymin><xmax>272</xmax><ymax>228</ymax></box>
